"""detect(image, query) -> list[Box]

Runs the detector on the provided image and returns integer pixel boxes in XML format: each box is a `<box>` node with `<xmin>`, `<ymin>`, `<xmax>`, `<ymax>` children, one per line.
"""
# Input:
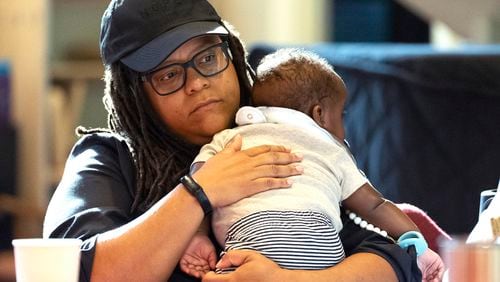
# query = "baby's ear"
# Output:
<box><xmin>311</xmin><ymin>104</ymin><xmax>324</xmax><ymax>126</ymax></box>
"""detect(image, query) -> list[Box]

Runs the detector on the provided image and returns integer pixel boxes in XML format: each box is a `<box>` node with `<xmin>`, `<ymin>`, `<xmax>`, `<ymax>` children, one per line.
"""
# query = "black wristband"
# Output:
<box><xmin>180</xmin><ymin>174</ymin><xmax>213</xmax><ymax>216</ymax></box>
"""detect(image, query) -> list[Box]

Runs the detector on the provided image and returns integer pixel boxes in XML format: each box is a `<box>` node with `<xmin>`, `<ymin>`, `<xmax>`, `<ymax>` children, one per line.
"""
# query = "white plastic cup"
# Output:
<box><xmin>12</xmin><ymin>238</ymin><xmax>82</xmax><ymax>282</ymax></box>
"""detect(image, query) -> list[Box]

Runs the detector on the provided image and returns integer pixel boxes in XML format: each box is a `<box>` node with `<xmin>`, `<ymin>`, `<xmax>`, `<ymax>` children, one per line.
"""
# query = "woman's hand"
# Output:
<box><xmin>193</xmin><ymin>135</ymin><xmax>303</xmax><ymax>208</ymax></box>
<box><xmin>203</xmin><ymin>250</ymin><xmax>400</xmax><ymax>282</ymax></box>
<box><xmin>202</xmin><ymin>250</ymin><xmax>283</xmax><ymax>282</ymax></box>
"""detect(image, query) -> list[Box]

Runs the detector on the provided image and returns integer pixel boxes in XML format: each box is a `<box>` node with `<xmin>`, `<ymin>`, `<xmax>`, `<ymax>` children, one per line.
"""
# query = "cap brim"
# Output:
<box><xmin>121</xmin><ymin>21</ymin><xmax>228</xmax><ymax>73</ymax></box>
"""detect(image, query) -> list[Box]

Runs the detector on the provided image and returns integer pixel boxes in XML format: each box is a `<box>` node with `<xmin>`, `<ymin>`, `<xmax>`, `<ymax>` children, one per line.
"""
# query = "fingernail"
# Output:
<box><xmin>287</xmin><ymin>179</ymin><xmax>294</xmax><ymax>185</ymax></box>
<box><xmin>295</xmin><ymin>165</ymin><xmax>304</xmax><ymax>173</ymax></box>
<box><xmin>294</xmin><ymin>152</ymin><xmax>303</xmax><ymax>159</ymax></box>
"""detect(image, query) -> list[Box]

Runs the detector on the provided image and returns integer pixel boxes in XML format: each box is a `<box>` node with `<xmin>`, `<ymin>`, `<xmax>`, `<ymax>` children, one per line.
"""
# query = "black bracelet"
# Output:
<box><xmin>180</xmin><ymin>174</ymin><xmax>213</xmax><ymax>216</ymax></box>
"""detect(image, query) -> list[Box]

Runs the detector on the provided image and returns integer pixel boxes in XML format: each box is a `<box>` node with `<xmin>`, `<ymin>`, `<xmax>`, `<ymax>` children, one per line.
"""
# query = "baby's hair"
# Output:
<box><xmin>253</xmin><ymin>48</ymin><xmax>343</xmax><ymax>115</ymax></box>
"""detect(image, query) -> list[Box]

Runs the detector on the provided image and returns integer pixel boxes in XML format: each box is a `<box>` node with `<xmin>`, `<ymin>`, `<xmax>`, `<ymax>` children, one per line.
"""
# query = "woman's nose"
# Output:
<box><xmin>183</xmin><ymin>67</ymin><xmax>209</xmax><ymax>95</ymax></box>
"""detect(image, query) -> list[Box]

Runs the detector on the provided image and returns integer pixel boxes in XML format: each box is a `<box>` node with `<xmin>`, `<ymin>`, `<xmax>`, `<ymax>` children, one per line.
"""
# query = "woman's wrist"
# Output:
<box><xmin>180</xmin><ymin>174</ymin><xmax>213</xmax><ymax>216</ymax></box>
<box><xmin>269</xmin><ymin>268</ymin><xmax>294</xmax><ymax>282</ymax></box>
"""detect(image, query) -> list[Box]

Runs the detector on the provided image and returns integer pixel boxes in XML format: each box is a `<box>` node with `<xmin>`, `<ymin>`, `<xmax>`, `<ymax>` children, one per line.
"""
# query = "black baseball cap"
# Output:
<box><xmin>100</xmin><ymin>0</ymin><xmax>228</xmax><ymax>73</ymax></box>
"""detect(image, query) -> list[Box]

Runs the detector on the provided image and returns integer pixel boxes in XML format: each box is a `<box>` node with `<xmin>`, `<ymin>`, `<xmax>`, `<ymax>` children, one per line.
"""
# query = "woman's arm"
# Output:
<box><xmin>45</xmin><ymin>134</ymin><xmax>202</xmax><ymax>281</ymax></box>
<box><xmin>203</xmin><ymin>250</ymin><xmax>397</xmax><ymax>282</ymax></box>
<box><xmin>44</xmin><ymin>134</ymin><xmax>302</xmax><ymax>282</ymax></box>
<box><xmin>91</xmin><ymin>185</ymin><xmax>205</xmax><ymax>281</ymax></box>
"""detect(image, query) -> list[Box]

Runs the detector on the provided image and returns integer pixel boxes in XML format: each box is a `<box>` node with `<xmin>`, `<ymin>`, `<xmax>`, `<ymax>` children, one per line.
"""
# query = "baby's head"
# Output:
<box><xmin>252</xmin><ymin>48</ymin><xmax>347</xmax><ymax>140</ymax></box>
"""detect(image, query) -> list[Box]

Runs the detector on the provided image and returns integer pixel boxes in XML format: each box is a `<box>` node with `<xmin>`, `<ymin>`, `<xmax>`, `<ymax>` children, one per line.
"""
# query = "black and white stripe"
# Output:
<box><xmin>219</xmin><ymin>210</ymin><xmax>345</xmax><ymax>272</ymax></box>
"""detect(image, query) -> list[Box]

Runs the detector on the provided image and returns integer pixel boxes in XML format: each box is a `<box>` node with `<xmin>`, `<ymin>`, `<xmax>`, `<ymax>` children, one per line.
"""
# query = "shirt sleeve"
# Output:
<box><xmin>43</xmin><ymin>133</ymin><xmax>136</xmax><ymax>282</ymax></box>
<box><xmin>331</xmin><ymin>146</ymin><xmax>369</xmax><ymax>201</ymax></box>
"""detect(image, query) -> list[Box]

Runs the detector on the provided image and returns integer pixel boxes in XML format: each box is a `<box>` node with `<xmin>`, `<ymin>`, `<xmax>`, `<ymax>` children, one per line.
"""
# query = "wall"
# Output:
<box><xmin>0</xmin><ymin>0</ymin><xmax>50</xmax><ymax>237</ymax></box>
<box><xmin>49</xmin><ymin>0</ymin><xmax>332</xmax><ymax>62</ymax></box>
<box><xmin>397</xmin><ymin>0</ymin><xmax>500</xmax><ymax>44</ymax></box>
<box><xmin>209</xmin><ymin>0</ymin><xmax>332</xmax><ymax>46</ymax></box>
<box><xmin>51</xmin><ymin>1</ymin><xmax>107</xmax><ymax>61</ymax></box>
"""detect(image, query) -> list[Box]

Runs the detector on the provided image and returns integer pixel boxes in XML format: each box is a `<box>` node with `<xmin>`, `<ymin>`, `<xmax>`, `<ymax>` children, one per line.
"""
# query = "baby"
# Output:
<box><xmin>181</xmin><ymin>48</ymin><xmax>444</xmax><ymax>281</ymax></box>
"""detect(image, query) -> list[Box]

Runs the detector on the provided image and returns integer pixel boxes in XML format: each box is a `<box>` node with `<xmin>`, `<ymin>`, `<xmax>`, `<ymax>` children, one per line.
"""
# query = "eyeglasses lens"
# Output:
<box><xmin>148</xmin><ymin>42</ymin><xmax>229</xmax><ymax>96</ymax></box>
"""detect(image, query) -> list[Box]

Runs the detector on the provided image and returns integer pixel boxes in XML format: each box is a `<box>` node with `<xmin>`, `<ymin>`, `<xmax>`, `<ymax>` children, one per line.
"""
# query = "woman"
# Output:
<box><xmin>43</xmin><ymin>0</ymin><xmax>420</xmax><ymax>281</ymax></box>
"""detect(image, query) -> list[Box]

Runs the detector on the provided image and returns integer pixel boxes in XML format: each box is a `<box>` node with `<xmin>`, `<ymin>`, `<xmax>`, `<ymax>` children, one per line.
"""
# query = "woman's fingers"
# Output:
<box><xmin>243</xmin><ymin>143</ymin><xmax>290</xmax><ymax>157</ymax></box>
<box><xmin>215</xmin><ymin>250</ymin><xmax>251</xmax><ymax>269</ymax></box>
<box><xmin>253</xmin><ymin>150</ymin><xmax>303</xmax><ymax>166</ymax></box>
<box><xmin>245</xmin><ymin>177</ymin><xmax>294</xmax><ymax>194</ymax></box>
<box><xmin>209</xmin><ymin>142</ymin><xmax>303</xmax><ymax>178</ymax></box>
<box><xmin>203</xmin><ymin>271</ymin><xmax>229</xmax><ymax>282</ymax></box>
<box><xmin>192</xmin><ymin>137</ymin><xmax>305</xmax><ymax>208</ymax></box>
<box><xmin>250</xmin><ymin>163</ymin><xmax>304</xmax><ymax>179</ymax></box>
<box><xmin>222</xmin><ymin>134</ymin><xmax>242</xmax><ymax>153</ymax></box>
<box><xmin>221</xmin><ymin>136</ymin><xmax>300</xmax><ymax>165</ymax></box>
<box><xmin>202</xmin><ymin>250</ymin><xmax>282</xmax><ymax>282</ymax></box>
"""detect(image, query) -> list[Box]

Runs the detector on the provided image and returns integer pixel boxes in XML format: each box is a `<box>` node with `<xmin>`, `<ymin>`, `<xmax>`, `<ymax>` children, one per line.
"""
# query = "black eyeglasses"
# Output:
<box><xmin>141</xmin><ymin>41</ymin><xmax>231</xmax><ymax>96</ymax></box>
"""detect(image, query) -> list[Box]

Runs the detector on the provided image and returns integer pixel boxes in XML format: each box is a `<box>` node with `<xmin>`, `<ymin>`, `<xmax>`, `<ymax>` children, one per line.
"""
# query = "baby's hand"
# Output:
<box><xmin>417</xmin><ymin>248</ymin><xmax>445</xmax><ymax>282</ymax></box>
<box><xmin>180</xmin><ymin>233</ymin><xmax>217</xmax><ymax>278</ymax></box>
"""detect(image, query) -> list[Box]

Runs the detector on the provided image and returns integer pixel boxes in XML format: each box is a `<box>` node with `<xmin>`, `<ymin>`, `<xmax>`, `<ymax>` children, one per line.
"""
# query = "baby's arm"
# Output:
<box><xmin>343</xmin><ymin>183</ymin><xmax>444</xmax><ymax>281</ymax></box>
<box><xmin>417</xmin><ymin>249</ymin><xmax>445</xmax><ymax>281</ymax></box>
<box><xmin>342</xmin><ymin>183</ymin><xmax>418</xmax><ymax>238</ymax></box>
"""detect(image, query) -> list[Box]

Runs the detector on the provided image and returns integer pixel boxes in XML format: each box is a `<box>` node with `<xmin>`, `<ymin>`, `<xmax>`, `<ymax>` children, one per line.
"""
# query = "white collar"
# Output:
<box><xmin>235</xmin><ymin>106</ymin><xmax>343</xmax><ymax>146</ymax></box>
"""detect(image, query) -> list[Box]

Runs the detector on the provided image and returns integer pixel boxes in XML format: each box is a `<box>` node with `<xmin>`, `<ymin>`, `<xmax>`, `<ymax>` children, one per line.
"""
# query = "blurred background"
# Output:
<box><xmin>0</xmin><ymin>0</ymin><xmax>499</xmax><ymax>274</ymax></box>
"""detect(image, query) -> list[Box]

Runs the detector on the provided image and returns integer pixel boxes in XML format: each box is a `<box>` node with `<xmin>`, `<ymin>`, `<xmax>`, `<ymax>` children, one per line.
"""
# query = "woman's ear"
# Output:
<box><xmin>311</xmin><ymin>104</ymin><xmax>324</xmax><ymax>127</ymax></box>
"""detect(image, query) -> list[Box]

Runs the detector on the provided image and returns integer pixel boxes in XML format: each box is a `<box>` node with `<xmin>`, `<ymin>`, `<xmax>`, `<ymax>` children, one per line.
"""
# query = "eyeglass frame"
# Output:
<box><xmin>140</xmin><ymin>41</ymin><xmax>231</xmax><ymax>96</ymax></box>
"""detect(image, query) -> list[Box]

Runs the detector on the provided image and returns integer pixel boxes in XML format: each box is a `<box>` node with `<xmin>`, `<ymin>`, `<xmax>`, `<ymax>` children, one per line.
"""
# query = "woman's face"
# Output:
<box><xmin>143</xmin><ymin>35</ymin><xmax>240</xmax><ymax>145</ymax></box>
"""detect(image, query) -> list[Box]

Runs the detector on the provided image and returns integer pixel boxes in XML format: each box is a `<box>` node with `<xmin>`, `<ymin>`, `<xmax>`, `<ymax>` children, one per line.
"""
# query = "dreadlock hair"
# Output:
<box><xmin>252</xmin><ymin>48</ymin><xmax>344</xmax><ymax>116</ymax></box>
<box><xmin>223</xmin><ymin>20</ymin><xmax>254</xmax><ymax>106</ymax></box>
<box><xmin>77</xmin><ymin>23</ymin><xmax>254</xmax><ymax>215</ymax></box>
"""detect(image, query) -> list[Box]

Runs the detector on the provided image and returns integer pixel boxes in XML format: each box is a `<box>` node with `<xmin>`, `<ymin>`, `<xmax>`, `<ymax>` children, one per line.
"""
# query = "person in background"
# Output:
<box><xmin>43</xmin><ymin>0</ymin><xmax>422</xmax><ymax>281</ymax></box>
<box><xmin>181</xmin><ymin>48</ymin><xmax>444</xmax><ymax>281</ymax></box>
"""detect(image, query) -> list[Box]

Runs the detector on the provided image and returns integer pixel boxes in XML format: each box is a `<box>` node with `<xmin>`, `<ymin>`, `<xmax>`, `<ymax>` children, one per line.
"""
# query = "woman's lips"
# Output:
<box><xmin>191</xmin><ymin>98</ymin><xmax>222</xmax><ymax>114</ymax></box>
